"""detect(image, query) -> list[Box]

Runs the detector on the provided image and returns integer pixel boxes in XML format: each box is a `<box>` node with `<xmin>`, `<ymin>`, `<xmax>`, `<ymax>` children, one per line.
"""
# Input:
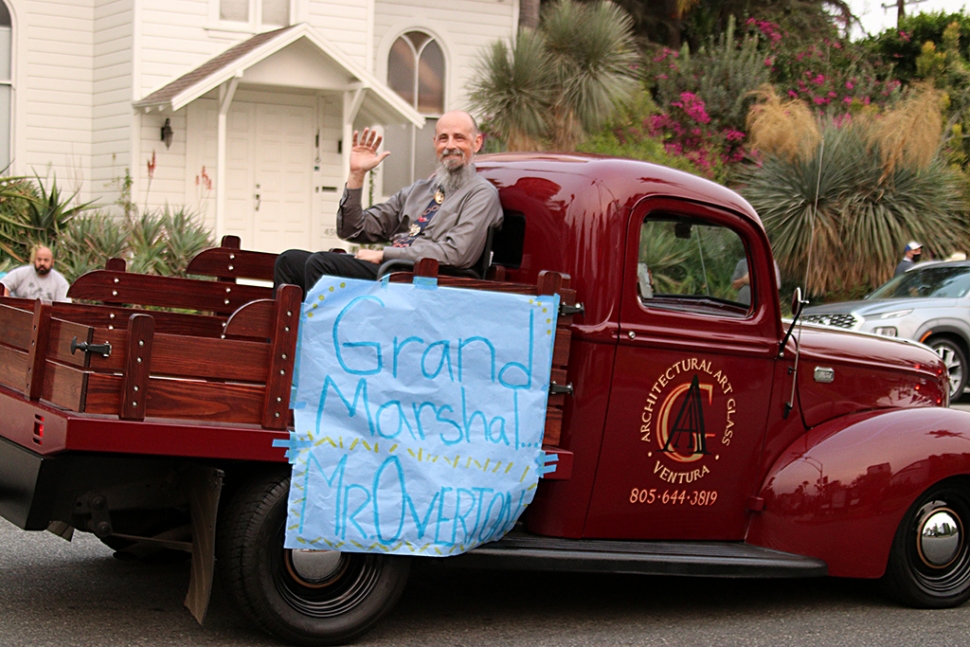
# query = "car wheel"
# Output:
<box><xmin>883</xmin><ymin>480</ymin><xmax>970</xmax><ymax>608</ymax></box>
<box><xmin>928</xmin><ymin>337</ymin><xmax>968</xmax><ymax>401</ymax></box>
<box><xmin>217</xmin><ymin>469</ymin><xmax>411</xmax><ymax>646</ymax></box>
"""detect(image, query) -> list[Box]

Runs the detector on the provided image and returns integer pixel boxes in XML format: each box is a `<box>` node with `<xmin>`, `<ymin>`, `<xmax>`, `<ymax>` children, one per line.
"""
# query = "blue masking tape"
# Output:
<box><xmin>413</xmin><ymin>276</ymin><xmax>438</xmax><ymax>290</ymax></box>
<box><xmin>272</xmin><ymin>437</ymin><xmax>313</xmax><ymax>450</ymax></box>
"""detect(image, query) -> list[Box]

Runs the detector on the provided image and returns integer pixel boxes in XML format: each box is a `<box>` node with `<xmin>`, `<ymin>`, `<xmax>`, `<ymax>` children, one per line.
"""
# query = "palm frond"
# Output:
<box><xmin>468</xmin><ymin>31</ymin><xmax>553</xmax><ymax>150</ymax></box>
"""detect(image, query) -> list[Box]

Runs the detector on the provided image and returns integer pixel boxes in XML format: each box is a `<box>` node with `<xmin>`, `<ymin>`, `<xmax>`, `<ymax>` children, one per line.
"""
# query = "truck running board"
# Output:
<box><xmin>450</xmin><ymin>534</ymin><xmax>827</xmax><ymax>579</ymax></box>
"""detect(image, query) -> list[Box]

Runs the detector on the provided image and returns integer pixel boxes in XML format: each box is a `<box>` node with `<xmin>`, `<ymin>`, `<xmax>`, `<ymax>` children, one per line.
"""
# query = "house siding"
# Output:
<box><xmin>92</xmin><ymin>0</ymin><xmax>134</xmax><ymax>207</ymax></box>
<box><xmin>19</xmin><ymin>0</ymin><xmax>94</xmax><ymax>195</ymax></box>
<box><xmin>372</xmin><ymin>0</ymin><xmax>515</xmax><ymax>111</ymax></box>
<box><xmin>306</xmin><ymin>1</ymin><xmax>369</xmax><ymax>66</ymax></box>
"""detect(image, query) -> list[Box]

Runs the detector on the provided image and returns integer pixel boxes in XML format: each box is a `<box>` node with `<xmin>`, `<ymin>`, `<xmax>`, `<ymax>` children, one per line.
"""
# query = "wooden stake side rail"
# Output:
<box><xmin>0</xmin><ymin>285</ymin><xmax>301</xmax><ymax>430</ymax></box>
<box><xmin>68</xmin><ymin>270</ymin><xmax>272</xmax><ymax>315</ymax></box>
<box><xmin>186</xmin><ymin>245</ymin><xmax>278</xmax><ymax>283</ymax></box>
<box><xmin>1</xmin><ymin>296</ymin><xmax>228</xmax><ymax>337</ymax></box>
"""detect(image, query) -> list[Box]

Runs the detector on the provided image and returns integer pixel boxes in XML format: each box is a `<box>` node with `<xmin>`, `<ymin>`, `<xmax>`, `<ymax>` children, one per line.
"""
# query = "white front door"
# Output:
<box><xmin>224</xmin><ymin>102</ymin><xmax>314</xmax><ymax>253</ymax></box>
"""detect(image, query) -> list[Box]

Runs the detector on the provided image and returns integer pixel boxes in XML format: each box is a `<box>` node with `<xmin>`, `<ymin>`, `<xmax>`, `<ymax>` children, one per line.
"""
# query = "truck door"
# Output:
<box><xmin>585</xmin><ymin>198</ymin><xmax>783</xmax><ymax>540</ymax></box>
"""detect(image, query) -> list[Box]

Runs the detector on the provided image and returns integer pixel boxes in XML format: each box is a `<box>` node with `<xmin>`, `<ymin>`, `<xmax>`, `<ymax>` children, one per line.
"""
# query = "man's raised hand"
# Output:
<box><xmin>348</xmin><ymin>128</ymin><xmax>391</xmax><ymax>188</ymax></box>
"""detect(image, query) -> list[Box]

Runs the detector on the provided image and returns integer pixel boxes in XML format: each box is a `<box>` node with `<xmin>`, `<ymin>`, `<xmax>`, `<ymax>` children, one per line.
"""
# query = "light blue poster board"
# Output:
<box><xmin>278</xmin><ymin>275</ymin><xmax>560</xmax><ymax>556</ymax></box>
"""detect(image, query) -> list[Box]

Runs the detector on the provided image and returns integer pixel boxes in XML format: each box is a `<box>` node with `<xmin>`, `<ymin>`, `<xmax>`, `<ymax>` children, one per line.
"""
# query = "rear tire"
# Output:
<box><xmin>883</xmin><ymin>480</ymin><xmax>970</xmax><ymax>608</ymax></box>
<box><xmin>927</xmin><ymin>337</ymin><xmax>968</xmax><ymax>402</ymax></box>
<box><xmin>217</xmin><ymin>469</ymin><xmax>410</xmax><ymax>645</ymax></box>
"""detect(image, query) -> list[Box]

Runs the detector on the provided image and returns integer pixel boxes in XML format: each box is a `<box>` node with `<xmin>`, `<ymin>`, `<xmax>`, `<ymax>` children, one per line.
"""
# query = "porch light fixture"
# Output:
<box><xmin>161</xmin><ymin>118</ymin><xmax>173</xmax><ymax>149</ymax></box>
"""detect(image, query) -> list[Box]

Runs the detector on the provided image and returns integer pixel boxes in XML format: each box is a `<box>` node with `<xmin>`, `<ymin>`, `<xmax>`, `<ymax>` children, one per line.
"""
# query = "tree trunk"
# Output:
<box><xmin>664</xmin><ymin>0</ymin><xmax>682</xmax><ymax>49</ymax></box>
<box><xmin>519</xmin><ymin>0</ymin><xmax>540</xmax><ymax>31</ymax></box>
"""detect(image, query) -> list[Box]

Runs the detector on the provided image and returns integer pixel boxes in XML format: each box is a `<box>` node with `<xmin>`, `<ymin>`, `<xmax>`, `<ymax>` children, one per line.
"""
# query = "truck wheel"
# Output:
<box><xmin>218</xmin><ymin>469</ymin><xmax>410</xmax><ymax>646</ymax></box>
<box><xmin>883</xmin><ymin>480</ymin><xmax>970</xmax><ymax>608</ymax></box>
<box><xmin>927</xmin><ymin>337</ymin><xmax>967</xmax><ymax>401</ymax></box>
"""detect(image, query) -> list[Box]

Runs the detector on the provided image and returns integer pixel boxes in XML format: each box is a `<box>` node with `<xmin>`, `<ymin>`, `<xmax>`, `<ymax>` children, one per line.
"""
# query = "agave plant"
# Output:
<box><xmin>160</xmin><ymin>206</ymin><xmax>213</xmax><ymax>276</ymax></box>
<box><xmin>56</xmin><ymin>211</ymin><xmax>129</xmax><ymax>282</ymax></box>
<box><xmin>23</xmin><ymin>174</ymin><xmax>97</xmax><ymax>247</ymax></box>
<box><xmin>126</xmin><ymin>211</ymin><xmax>169</xmax><ymax>276</ymax></box>
<box><xmin>0</xmin><ymin>178</ymin><xmax>40</xmax><ymax>263</ymax></box>
<box><xmin>739</xmin><ymin>86</ymin><xmax>969</xmax><ymax>297</ymax></box>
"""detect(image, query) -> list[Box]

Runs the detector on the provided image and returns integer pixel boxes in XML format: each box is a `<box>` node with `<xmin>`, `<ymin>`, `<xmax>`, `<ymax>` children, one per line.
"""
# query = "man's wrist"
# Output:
<box><xmin>346</xmin><ymin>171</ymin><xmax>367</xmax><ymax>189</ymax></box>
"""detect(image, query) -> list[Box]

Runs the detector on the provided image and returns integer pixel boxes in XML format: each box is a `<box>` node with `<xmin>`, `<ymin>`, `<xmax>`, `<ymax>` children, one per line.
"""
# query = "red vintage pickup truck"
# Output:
<box><xmin>1</xmin><ymin>154</ymin><xmax>967</xmax><ymax>646</ymax></box>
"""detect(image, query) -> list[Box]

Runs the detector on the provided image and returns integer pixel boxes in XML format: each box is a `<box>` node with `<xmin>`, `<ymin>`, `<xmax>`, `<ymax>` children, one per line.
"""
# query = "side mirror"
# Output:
<box><xmin>791</xmin><ymin>287</ymin><xmax>805</xmax><ymax>319</ymax></box>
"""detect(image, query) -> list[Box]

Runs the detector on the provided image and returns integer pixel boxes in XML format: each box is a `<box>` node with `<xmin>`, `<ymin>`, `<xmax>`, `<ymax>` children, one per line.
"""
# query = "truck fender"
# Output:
<box><xmin>746</xmin><ymin>407</ymin><xmax>970</xmax><ymax>579</ymax></box>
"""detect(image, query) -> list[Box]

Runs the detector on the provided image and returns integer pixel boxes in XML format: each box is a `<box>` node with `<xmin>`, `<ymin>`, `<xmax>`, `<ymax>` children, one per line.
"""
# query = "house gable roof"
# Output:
<box><xmin>134</xmin><ymin>23</ymin><xmax>423</xmax><ymax>127</ymax></box>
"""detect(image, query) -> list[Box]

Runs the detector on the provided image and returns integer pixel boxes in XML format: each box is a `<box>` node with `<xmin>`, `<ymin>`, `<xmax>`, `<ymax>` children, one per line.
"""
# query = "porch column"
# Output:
<box><xmin>342</xmin><ymin>85</ymin><xmax>366</xmax><ymax>199</ymax></box>
<box><xmin>215</xmin><ymin>75</ymin><xmax>240</xmax><ymax>240</ymax></box>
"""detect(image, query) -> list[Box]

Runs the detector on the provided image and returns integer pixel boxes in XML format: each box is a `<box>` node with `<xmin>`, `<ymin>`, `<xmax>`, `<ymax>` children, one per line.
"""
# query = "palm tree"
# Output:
<box><xmin>739</xmin><ymin>86</ymin><xmax>969</xmax><ymax>297</ymax></box>
<box><xmin>470</xmin><ymin>0</ymin><xmax>640</xmax><ymax>152</ymax></box>
<box><xmin>542</xmin><ymin>0</ymin><xmax>641</xmax><ymax>150</ymax></box>
<box><xmin>469</xmin><ymin>30</ymin><xmax>553</xmax><ymax>151</ymax></box>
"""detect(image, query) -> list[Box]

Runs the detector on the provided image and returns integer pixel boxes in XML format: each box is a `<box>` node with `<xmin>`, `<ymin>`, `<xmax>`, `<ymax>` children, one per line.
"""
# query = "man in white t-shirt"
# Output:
<box><xmin>1</xmin><ymin>245</ymin><xmax>71</xmax><ymax>302</ymax></box>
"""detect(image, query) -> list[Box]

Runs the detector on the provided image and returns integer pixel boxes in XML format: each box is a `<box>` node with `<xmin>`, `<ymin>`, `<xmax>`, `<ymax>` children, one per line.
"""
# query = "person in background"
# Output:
<box><xmin>0</xmin><ymin>245</ymin><xmax>71</xmax><ymax>302</ymax></box>
<box><xmin>274</xmin><ymin>110</ymin><xmax>503</xmax><ymax>297</ymax></box>
<box><xmin>894</xmin><ymin>241</ymin><xmax>922</xmax><ymax>277</ymax></box>
<box><xmin>731</xmin><ymin>258</ymin><xmax>781</xmax><ymax>306</ymax></box>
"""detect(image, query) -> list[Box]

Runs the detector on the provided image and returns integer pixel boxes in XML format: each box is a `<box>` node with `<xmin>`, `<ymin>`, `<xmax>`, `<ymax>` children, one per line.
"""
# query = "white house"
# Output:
<box><xmin>3</xmin><ymin>0</ymin><xmax>518</xmax><ymax>253</ymax></box>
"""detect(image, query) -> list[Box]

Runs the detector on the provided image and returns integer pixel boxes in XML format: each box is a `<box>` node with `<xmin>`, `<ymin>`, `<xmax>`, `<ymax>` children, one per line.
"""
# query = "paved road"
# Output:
<box><xmin>4</xmin><ymin>517</ymin><xmax>970</xmax><ymax>647</ymax></box>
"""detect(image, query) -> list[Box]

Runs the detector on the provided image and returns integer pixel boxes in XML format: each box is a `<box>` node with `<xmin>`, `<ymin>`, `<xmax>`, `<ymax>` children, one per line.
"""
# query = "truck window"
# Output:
<box><xmin>638</xmin><ymin>215</ymin><xmax>751</xmax><ymax>317</ymax></box>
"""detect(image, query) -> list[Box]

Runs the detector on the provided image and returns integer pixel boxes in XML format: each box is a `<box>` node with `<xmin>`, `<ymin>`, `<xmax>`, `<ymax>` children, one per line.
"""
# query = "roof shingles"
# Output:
<box><xmin>135</xmin><ymin>26</ymin><xmax>296</xmax><ymax>108</ymax></box>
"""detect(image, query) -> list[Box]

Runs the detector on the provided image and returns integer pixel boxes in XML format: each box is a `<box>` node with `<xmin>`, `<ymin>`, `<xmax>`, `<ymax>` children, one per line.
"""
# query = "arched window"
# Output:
<box><xmin>384</xmin><ymin>31</ymin><xmax>444</xmax><ymax>195</ymax></box>
<box><xmin>0</xmin><ymin>2</ymin><xmax>11</xmax><ymax>171</ymax></box>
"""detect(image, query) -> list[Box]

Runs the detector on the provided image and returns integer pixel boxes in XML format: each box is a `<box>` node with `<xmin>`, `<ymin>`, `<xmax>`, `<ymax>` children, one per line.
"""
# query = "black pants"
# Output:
<box><xmin>274</xmin><ymin>249</ymin><xmax>379</xmax><ymax>298</ymax></box>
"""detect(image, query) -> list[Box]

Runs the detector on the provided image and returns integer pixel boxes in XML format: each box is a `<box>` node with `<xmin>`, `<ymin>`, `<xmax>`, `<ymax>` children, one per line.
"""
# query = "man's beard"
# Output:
<box><xmin>435</xmin><ymin>156</ymin><xmax>475</xmax><ymax>195</ymax></box>
<box><xmin>34</xmin><ymin>266</ymin><xmax>50</xmax><ymax>276</ymax></box>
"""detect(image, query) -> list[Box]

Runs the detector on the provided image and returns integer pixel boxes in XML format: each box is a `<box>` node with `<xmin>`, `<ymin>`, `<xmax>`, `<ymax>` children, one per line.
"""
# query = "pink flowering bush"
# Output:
<box><xmin>647</xmin><ymin>93</ymin><xmax>740</xmax><ymax>178</ymax></box>
<box><xmin>771</xmin><ymin>40</ymin><xmax>902</xmax><ymax>111</ymax></box>
<box><xmin>638</xmin><ymin>13</ymin><xmax>915</xmax><ymax>181</ymax></box>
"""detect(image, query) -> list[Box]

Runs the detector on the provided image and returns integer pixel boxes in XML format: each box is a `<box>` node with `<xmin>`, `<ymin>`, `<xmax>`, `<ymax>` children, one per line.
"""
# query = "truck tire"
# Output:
<box><xmin>883</xmin><ymin>479</ymin><xmax>970</xmax><ymax>608</ymax></box>
<box><xmin>217</xmin><ymin>469</ymin><xmax>411</xmax><ymax>646</ymax></box>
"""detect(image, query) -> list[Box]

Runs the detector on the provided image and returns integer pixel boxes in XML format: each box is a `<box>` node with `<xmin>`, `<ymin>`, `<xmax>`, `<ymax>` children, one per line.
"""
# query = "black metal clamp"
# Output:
<box><xmin>559</xmin><ymin>302</ymin><xmax>584</xmax><ymax>316</ymax></box>
<box><xmin>70</xmin><ymin>337</ymin><xmax>112</xmax><ymax>357</ymax></box>
<box><xmin>549</xmin><ymin>382</ymin><xmax>574</xmax><ymax>396</ymax></box>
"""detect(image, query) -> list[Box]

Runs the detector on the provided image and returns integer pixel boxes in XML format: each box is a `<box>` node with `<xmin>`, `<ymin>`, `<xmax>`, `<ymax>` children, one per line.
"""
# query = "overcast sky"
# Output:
<box><xmin>849</xmin><ymin>0</ymin><xmax>969</xmax><ymax>37</ymax></box>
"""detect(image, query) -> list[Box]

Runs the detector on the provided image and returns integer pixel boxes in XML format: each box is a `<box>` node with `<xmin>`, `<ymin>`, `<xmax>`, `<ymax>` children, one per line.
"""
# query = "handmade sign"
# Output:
<box><xmin>279</xmin><ymin>275</ymin><xmax>559</xmax><ymax>556</ymax></box>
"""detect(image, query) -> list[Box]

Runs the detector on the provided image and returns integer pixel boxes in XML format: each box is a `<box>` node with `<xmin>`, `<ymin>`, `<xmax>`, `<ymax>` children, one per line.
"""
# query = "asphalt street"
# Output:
<box><xmin>4</xmin><ymin>516</ymin><xmax>970</xmax><ymax>647</ymax></box>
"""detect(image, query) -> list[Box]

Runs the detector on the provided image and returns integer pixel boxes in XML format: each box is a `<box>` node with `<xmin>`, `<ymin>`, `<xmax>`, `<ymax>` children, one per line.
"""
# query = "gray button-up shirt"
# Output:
<box><xmin>337</xmin><ymin>169</ymin><xmax>503</xmax><ymax>269</ymax></box>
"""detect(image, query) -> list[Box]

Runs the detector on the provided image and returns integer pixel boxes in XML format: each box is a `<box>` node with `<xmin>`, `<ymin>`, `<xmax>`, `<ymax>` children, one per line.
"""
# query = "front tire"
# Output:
<box><xmin>927</xmin><ymin>337</ymin><xmax>968</xmax><ymax>402</ymax></box>
<box><xmin>217</xmin><ymin>469</ymin><xmax>410</xmax><ymax>645</ymax></box>
<box><xmin>883</xmin><ymin>480</ymin><xmax>970</xmax><ymax>608</ymax></box>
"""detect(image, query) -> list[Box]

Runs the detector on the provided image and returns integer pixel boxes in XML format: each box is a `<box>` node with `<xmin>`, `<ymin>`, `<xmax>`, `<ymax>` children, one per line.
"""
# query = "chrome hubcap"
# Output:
<box><xmin>285</xmin><ymin>549</ymin><xmax>347</xmax><ymax>588</ymax></box>
<box><xmin>918</xmin><ymin>508</ymin><xmax>962</xmax><ymax>568</ymax></box>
